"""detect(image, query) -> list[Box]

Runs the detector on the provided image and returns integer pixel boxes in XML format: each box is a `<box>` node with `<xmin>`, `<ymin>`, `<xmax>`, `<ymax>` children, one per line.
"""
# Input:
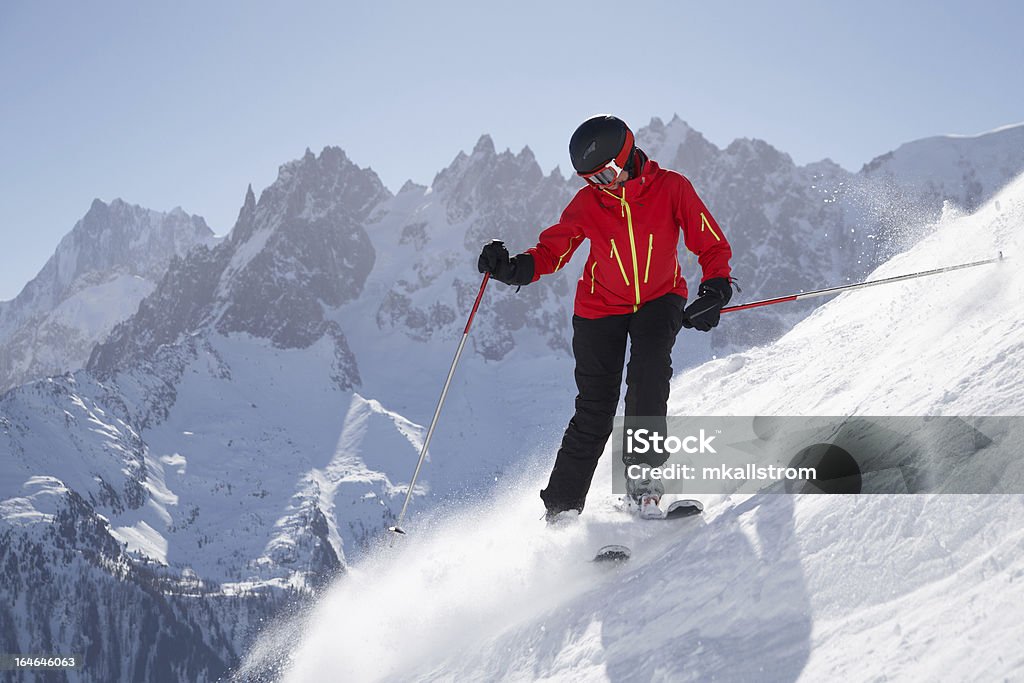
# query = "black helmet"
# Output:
<box><xmin>569</xmin><ymin>115</ymin><xmax>635</xmax><ymax>176</ymax></box>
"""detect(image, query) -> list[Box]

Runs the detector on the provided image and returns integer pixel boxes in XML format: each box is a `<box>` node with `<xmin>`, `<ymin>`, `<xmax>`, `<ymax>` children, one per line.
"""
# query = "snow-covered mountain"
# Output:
<box><xmin>0</xmin><ymin>152</ymin><xmax>402</xmax><ymax>682</ymax></box>
<box><xmin>252</xmin><ymin>151</ymin><xmax>1024</xmax><ymax>683</ymax></box>
<box><xmin>2</xmin><ymin>118</ymin><xmax>1023</xmax><ymax>682</ymax></box>
<box><xmin>89</xmin><ymin>148</ymin><xmax>389</xmax><ymax>390</ymax></box>
<box><xmin>862</xmin><ymin>120</ymin><xmax>1024</xmax><ymax>212</ymax></box>
<box><xmin>77</xmin><ymin>147</ymin><xmax>400</xmax><ymax>582</ymax></box>
<box><xmin>370</xmin><ymin>135</ymin><xmax>577</xmax><ymax>360</ymax></box>
<box><xmin>0</xmin><ymin>199</ymin><xmax>217</xmax><ymax>394</ymax></box>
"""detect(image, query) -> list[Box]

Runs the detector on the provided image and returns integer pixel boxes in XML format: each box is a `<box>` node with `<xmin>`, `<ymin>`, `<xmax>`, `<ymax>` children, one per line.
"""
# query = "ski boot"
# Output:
<box><xmin>625</xmin><ymin>475</ymin><xmax>666</xmax><ymax>520</ymax></box>
<box><xmin>544</xmin><ymin>507</ymin><xmax>581</xmax><ymax>527</ymax></box>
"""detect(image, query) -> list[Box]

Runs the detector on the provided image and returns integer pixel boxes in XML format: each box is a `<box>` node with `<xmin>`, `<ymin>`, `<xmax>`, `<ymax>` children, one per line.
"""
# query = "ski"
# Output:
<box><xmin>664</xmin><ymin>498</ymin><xmax>703</xmax><ymax>519</ymax></box>
<box><xmin>593</xmin><ymin>544</ymin><xmax>631</xmax><ymax>563</ymax></box>
<box><xmin>625</xmin><ymin>497</ymin><xmax>704</xmax><ymax>520</ymax></box>
<box><xmin>593</xmin><ymin>500</ymin><xmax>703</xmax><ymax>562</ymax></box>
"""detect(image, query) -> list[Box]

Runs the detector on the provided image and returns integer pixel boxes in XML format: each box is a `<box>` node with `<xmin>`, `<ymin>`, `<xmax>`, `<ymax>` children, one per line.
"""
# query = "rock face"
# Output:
<box><xmin>0</xmin><ymin>199</ymin><xmax>216</xmax><ymax>395</ymax></box>
<box><xmin>89</xmin><ymin>147</ymin><xmax>387</xmax><ymax>385</ymax></box>
<box><xmin>2</xmin><ymin>121</ymin><xmax>1022</xmax><ymax>681</ymax></box>
<box><xmin>370</xmin><ymin>135</ymin><xmax>577</xmax><ymax>360</ymax></box>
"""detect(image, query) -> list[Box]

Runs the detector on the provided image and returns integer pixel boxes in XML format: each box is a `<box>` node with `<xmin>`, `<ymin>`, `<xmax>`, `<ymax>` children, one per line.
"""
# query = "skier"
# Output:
<box><xmin>477</xmin><ymin>114</ymin><xmax>733</xmax><ymax>521</ymax></box>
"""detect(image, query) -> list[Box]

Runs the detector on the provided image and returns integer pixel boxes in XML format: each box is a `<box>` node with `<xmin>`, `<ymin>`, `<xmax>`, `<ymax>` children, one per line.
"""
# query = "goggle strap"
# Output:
<box><xmin>613</xmin><ymin>129</ymin><xmax>635</xmax><ymax>169</ymax></box>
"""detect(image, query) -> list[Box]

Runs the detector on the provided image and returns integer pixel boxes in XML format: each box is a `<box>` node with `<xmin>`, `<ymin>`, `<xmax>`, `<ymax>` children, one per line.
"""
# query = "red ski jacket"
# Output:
<box><xmin>527</xmin><ymin>160</ymin><xmax>732</xmax><ymax>319</ymax></box>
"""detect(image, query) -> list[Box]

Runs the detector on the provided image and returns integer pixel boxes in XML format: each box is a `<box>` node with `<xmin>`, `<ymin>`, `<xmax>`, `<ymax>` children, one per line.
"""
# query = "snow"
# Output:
<box><xmin>111</xmin><ymin>519</ymin><xmax>170</xmax><ymax>564</ymax></box>
<box><xmin>223</xmin><ymin>222</ymin><xmax>274</xmax><ymax>284</ymax></box>
<box><xmin>243</xmin><ymin>171</ymin><xmax>1024</xmax><ymax>681</ymax></box>
<box><xmin>947</xmin><ymin>120</ymin><xmax>1024</xmax><ymax>139</ymax></box>
<box><xmin>862</xmin><ymin>123</ymin><xmax>1024</xmax><ymax>210</ymax></box>
<box><xmin>669</xmin><ymin>179</ymin><xmax>1022</xmax><ymax>417</ymax></box>
<box><xmin>0</xmin><ymin>477</ymin><xmax>67</xmax><ymax>525</ymax></box>
<box><xmin>159</xmin><ymin>453</ymin><xmax>187</xmax><ymax>474</ymax></box>
<box><xmin>47</xmin><ymin>273</ymin><xmax>154</xmax><ymax>337</ymax></box>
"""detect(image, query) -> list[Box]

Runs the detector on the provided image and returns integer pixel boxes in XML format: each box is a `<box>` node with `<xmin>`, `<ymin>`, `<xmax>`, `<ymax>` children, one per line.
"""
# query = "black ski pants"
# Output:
<box><xmin>540</xmin><ymin>293</ymin><xmax>686</xmax><ymax>514</ymax></box>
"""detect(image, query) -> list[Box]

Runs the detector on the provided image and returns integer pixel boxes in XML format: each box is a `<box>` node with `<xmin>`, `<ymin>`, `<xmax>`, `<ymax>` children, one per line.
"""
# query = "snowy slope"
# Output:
<box><xmin>250</xmin><ymin>173</ymin><xmax>1024</xmax><ymax>681</ymax></box>
<box><xmin>862</xmin><ymin>121</ymin><xmax>1024</xmax><ymax>212</ymax></box>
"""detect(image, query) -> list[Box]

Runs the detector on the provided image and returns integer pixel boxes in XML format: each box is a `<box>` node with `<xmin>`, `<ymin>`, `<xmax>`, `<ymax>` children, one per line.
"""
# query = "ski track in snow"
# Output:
<box><xmin>239</xmin><ymin>175</ymin><xmax>1024</xmax><ymax>681</ymax></box>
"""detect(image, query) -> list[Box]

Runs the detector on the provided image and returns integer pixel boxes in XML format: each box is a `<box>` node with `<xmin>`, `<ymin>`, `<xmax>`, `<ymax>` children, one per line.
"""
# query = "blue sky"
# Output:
<box><xmin>1</xmin><ymin>0</ymin><xmax>1022</xmax><ymax>300</ymax></box>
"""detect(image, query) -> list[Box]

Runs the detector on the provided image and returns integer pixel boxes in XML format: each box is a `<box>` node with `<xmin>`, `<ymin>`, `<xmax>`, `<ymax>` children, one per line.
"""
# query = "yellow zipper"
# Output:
<box><xmin>590</xmin><ymin>261</ymin><xmax>597</xmax><ymax>294</ymax></box>
<box><xmin>644</xmin><ymin>234</ymin><xmax>653</xmax><ymax>284</ymax></box>
<box><xmin>602</xmin><ymin>187</ymin><xmax>642</xmax><ymax>311</ymax></box>
<box><xmin>555</xmin><ymin>235</ymin><xmax>580</xmax><ymax>271</ymax></box>
<box><xmin>609</xmin><ymin>239</ymin><xmax>630</xmax><ymax>286</ymax></box>
<box><xmin>621</xmin><ymin>190</ymin><xmax>641</xmax><ymax>310</ymax></box>
<box><xmin>673</xmin><ymin>261</ymin><xmax>679</xmax><ymax>287</ymax></box>
<box><xmin>701</xmin><ymin>212</ymin><xmax>722</xmax><ymax>242</ymax></box>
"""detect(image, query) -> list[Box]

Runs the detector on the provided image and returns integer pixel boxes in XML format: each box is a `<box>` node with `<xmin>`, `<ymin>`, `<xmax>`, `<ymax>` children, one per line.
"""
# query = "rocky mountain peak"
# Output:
<box><xmin>47</xmin><ymin>198</ymin><xmax>215</xmax><ymax>301</ymax></box>
<box><xmin>88</xmin><ymin>147</ymin><xmax>392</xmax><ymax>389</ymax></box>
<box><xmin>638</xmin><ymin>117</ymin><xmax>715</xmax><ymax>175</ymax></box>
<box><xmin>473</xmin><ymin>134</ymin><xmax>496</xmax><ymax>156</ymax></box>
<box><xmin>645</xmin><ymin>114</ymin><xmax>696</xmax><ymax>138</ymax></box>
<box><xmin>398</xmin><ymin>179</ymin><xmax>427</xmax><ymax>195</ymax></box>
<box><xmin>431</xmin><ymin>135</ymin><xmax>551</xmax><ymax>226</ymax></box>
<box><xmin>228</xmin><ymin>184</ymin><xmax>258</xmax><ymax>247</ymax></box>
<box><xmin>243</xmin><ymin>183</ymin><xmax>256</xmax><ymax>211</ymax></box>
<box><xmin>0</xmin><ymin>199</ymin><xmax>218</xmax><ymax>394</ymax></box>
<box><xmin>724</xmin><ymin>137</ymin><xmax>793</xmax><ymax>170</ymax></box>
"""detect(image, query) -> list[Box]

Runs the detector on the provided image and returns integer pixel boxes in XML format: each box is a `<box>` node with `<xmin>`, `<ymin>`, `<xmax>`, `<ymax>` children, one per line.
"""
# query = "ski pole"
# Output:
<box><xmin>722</xmin><ymin>252</ymin><xmax>1006</xmax><ymax>314</ymax></box>
<box><xmin>389</xmin><ymin>273</ymin><xmax>490</xmax><ymax>536</ymax></box>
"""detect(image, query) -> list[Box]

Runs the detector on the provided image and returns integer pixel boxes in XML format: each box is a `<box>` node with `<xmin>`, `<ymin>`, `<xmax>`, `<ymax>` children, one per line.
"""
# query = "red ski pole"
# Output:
<box><xmin>722</xmin><ymin>252</ymin><xmax>1005</xmax><ymax>315</ymax></box>
<box><xmin>390</xmin><ymin>273</ymin><xmax>490</xmax><ymax>535</ymax></box>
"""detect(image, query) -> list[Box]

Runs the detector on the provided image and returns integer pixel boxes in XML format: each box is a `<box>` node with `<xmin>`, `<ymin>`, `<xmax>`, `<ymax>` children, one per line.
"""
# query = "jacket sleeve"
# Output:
<box><xmin>524</xmin><ymin>196</ymin><xmax>586</xmax><ymax>282</ymax></box>
<box><xmin>675</xmin><ymin>175</ymin><xmax>732</xmax><ymax>282</ymax></box>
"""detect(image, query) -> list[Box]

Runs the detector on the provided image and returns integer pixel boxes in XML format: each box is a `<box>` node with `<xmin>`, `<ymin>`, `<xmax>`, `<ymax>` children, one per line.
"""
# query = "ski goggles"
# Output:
<box><xmin>577</xmin><ymin>128</ymin><xmax>635</xmax><ymax>186</ymax></box>
<box><xmin>580</xmin><ymin>160</ymin><xmax>625</xmax><ymax>186</ymax></box>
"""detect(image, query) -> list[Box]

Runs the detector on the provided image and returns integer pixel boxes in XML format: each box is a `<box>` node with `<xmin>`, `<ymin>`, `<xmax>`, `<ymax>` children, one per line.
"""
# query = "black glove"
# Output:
<box><xmin>682</xmin><ymin>277</ymin><xmax>732</xmax><ymax>331</ymax></box>
<box><xmin>477</xmin><ymin>239</ymin><xmax>534</xmax><ymax>286</ymax></box>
